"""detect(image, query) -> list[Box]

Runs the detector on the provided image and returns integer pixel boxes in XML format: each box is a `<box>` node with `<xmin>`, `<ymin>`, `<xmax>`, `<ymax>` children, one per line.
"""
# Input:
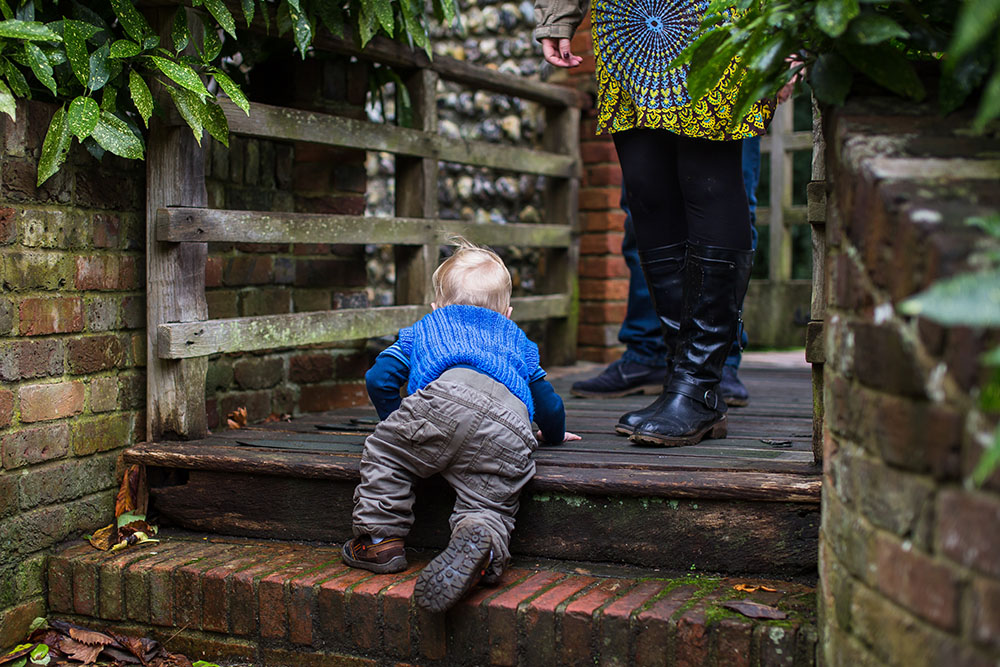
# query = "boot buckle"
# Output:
<box><xmin>703</xmin><ymin>390</ymin><xmax>719</xmax><ymax>410</ymax></box>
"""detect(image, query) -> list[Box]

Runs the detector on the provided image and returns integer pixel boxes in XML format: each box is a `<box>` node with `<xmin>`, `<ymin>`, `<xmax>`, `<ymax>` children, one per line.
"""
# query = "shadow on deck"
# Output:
<box><xmin>126</xmin><ymin>352</ymin><xmax>820</xmax><ymax>577</ymax></box>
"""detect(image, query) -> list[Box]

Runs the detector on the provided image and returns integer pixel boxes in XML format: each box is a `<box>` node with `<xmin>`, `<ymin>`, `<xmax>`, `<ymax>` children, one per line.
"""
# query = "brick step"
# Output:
<box><xmin>48</xmin><ymin>533</ymin><xmax>818</xmax><ymax>666</ymax></box>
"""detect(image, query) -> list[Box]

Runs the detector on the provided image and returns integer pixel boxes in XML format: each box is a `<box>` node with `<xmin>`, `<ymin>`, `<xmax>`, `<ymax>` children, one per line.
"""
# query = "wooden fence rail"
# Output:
<box><xmin>145</xmin><ymin>5</ymin><xmax>581</xmax><ymax>440</ymax></box>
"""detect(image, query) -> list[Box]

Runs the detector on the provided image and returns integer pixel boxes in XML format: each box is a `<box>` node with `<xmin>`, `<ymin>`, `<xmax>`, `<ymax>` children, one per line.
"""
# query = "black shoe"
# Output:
<box><xmin>630</xmin><ymin>244</ymin><xmax>753</xmax><ymax>447</ymax></box>
<box><xmin>571</xmin><ymin>358</ymin><xmax>667</xmax><ymax>398</ymax></box>
<box><xmin>615</xmin><ymin>391</ymin><xmax>671</xmax><ymax>435</ymax></box>
<box><xmin>414</xmin><ymin>523</ymin><xmax>493</xmax><ymax>612</ymax></box>
<box><xmin>720</xmin><ymin>365</ymin><xmax>749</xmax><ymax>407</ymax></box>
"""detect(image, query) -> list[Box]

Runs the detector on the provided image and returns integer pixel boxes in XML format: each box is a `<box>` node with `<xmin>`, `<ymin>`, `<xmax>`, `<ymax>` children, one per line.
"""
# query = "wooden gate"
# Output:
<box><xmin>145</xmin><ymin>10</ymin><xmax>581</xmax><ymax>441</ymax></box>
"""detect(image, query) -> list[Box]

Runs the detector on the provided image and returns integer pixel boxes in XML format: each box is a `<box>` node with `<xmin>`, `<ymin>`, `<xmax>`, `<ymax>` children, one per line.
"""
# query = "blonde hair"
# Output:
<box><xmin>432</xmin><ymin>237</ymin><xmax>512</xmax><ymax>313</ymax></box>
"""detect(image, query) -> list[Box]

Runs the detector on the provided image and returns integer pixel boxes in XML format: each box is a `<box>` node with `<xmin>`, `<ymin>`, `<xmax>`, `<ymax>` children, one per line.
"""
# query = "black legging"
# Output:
<box><xmin>612</xmin><ymin>128</ymin><xmax>751</xmax><ymax>251</ymax></box>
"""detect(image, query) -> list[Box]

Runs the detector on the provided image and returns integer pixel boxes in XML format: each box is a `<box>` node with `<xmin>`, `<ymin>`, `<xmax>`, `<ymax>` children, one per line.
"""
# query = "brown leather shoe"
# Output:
<box><xmin>342</xmin><ymin>535</ymin><xmax>407</xmax><ymax>573</ymax></box>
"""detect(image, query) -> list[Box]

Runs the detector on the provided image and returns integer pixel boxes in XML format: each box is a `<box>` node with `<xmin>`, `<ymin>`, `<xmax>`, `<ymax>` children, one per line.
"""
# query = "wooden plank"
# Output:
<box><xmin>156</xmin><ymin>208</ymin><xmax>572</xmax><ymax>247</ymax></box>
<box><xmin>144</xmin><ymin>7</ymin><xmax>208</xmax><ymax>440</ymax></box>
<box><xmin>216</xmin><ymin>99</ymin><xmax>576</xmax><ymax>178</ymax></box>
<box><xmin>760</xmin><ymin>131</ymin><xmax>813</xmax><ymax>154</ymax></box>
<box><xmin>768</xmin><ymin>101</ymin><xmax>794</xmax><ymax>283</ymax></box>
<box><xmin>157</xmin><ymin>295</ymin><xmax>571</xmax><ymax>358</ymax></box>
<box><xmin>754</xmin><ymin>205</ymin><xmax>808</xmax><ymax>227</ymax></box>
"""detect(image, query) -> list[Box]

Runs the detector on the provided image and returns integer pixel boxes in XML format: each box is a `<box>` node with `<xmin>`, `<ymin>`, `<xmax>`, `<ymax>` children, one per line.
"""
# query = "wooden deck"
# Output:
<box><xmin>126</xmin><ymin>351</ymin><xmax>820</xmax><ymax>575</ymax></box>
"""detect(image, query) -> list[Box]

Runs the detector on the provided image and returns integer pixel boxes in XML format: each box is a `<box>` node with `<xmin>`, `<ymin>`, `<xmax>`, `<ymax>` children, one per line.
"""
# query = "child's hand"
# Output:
<box><xmin>536</xmin><ymin>430</ymin><xmax>582</xmax><ymax>444</ymax></box>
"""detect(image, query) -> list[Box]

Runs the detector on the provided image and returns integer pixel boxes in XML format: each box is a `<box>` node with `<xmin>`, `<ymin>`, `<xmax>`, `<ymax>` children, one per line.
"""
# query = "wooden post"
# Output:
<box><xmin>394</xmin><ymin>69</ymin><xmax>439</xmax><ymax>306</ymax></box>
<box><xmin>807</xmin><ymin>96</ymin><xmax>827</xmax><ymax>464</ymax></box>
<box><xmin>768</xmin><ymin>100</ymin><xmax>794</xmax><ymax>283</ymax></box>
<box><xmin>145</xmin><ymin>7</ymin><xmax>208</xmax><ymax>440</ymax></box>
<box><xmin>540</xmin><ymin>104</ymin><xmax>581</xmax><ymax>366</ymax></box>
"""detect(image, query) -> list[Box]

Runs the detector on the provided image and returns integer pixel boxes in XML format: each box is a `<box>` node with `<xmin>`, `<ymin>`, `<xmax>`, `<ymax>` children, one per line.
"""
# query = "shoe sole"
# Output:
<box><xmin>614</xmin><ymin>423</ymin><xmax>636</xmax><ymax>436</ymax></box>
<box><xmin>341</xmin><ymin>541</ymin><xmax>408</xmax><ymax>574</ymax></box>
<box><xmin>571</xmin><ymin>383</ymin><xmax>662</xmax><ymax>399</ymax></box>
<box><xmin>628</xmin><ymin>415</ymin><xmax>728</xmax><ymax>447</ymax></box>
<box><xmin>414</xmin><ymin>523</ymin><xmax>492</xmax><ymax>613</ymax></box>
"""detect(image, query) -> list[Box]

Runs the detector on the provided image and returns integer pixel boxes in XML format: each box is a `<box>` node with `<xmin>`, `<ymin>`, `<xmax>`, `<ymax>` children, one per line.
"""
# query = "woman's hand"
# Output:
<box><xmin>541</xmin><ymin>37</ymin><xmax>583</xmax><ymax>68</ymax></box>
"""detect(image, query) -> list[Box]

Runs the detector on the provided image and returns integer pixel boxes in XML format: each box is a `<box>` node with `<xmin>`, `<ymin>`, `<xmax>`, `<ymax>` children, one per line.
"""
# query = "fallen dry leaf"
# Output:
<box><xmin>67</xmin><ymin>625</ymin><xmax>115</xmax><ymax>647</ymax></box>
<box><xmin>733</xmin><ymin>583</ymin><xmax>778</xmax><ymax>593</ymax></box>
<box><xmin>0</xmin><ymin>645</ymin><xmax>32</xmax><ymax>665</ymax></box>
<box><xmin>262</xmin><ymin>412</ymin><xmax>292</xmax><ymax>423</ymax></box>
<box><xmin>115</xmin><ymin>464</ymin><xmax>148</xmax><ymax>517</ymax></box>
<box><xmin>60</xmin><ymin>637</ymin><xmax>104</xmax><ymax>664</ymax></box>
<box><xmin>721</xmin><ymin>599</ymin><xmax>788</xmax><ymax>620</ymax></box>
<box><xmin>87</xmin><ymin>523</ymin><xmax>117</xmax><ymax>551</ymax></box>
<box><xmin>227</xmin><ymin>406</ymin><xmax>248</xmax><ymax>429</ymax></box>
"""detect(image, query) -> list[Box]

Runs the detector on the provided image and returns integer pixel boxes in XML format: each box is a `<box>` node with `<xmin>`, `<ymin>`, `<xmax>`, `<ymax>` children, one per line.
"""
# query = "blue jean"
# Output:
<box><xmin>619</xmin><ymin>135</ymin><xmax>760</xmax><ymax>370</ymax></box>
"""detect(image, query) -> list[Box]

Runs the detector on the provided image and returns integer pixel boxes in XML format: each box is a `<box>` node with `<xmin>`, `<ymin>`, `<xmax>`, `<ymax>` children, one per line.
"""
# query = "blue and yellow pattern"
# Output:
<box><xmin>592</xmin><ymin>0</ymin><xmax>771</xmax><ymax>140</ymax></box>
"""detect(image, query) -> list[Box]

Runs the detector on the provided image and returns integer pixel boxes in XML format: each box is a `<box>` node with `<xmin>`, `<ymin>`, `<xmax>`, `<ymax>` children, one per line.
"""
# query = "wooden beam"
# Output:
<box><xmin>155</xmin><ymin>208</ymin><xmax>572</xmax><ymax>247</ymax></box>
<box><xmin>214</xmin><ymin>99</ymin><xmax>577</xmax><ymax>178</ymax></box>
<box><xmin>157</xmin><ymin>295</ymin><xmax>570</xmax><ymax>358</ymax></box>
<box><xmin>768</xmin><ymin>101</ymin><xmax>794</xmax><ymax>283</ymax></box>
<box><xmin>145</xmin><ymin>7</ymin><xmax>208</xmax><ymax>440</ymax></box>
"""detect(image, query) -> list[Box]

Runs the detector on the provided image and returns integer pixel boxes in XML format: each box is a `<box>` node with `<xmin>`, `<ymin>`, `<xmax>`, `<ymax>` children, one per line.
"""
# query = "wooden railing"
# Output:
<box><xmin>145</xmin><ymin>8</ymin><xmax>581</xmax><ymax>441</ymax></box>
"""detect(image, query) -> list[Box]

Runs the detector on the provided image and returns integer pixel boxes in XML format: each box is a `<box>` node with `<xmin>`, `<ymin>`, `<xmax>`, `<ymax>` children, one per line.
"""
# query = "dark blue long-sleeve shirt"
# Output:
<box><xmin>365</xmin><ymin>348</ymin><xmax>567</xmax><ymax>445</ymax></box>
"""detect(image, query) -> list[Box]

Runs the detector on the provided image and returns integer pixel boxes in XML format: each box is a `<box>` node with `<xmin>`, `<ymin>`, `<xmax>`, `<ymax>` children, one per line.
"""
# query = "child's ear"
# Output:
<box><xmin>505</xmin><ymin>306</ymin><xmax>513</xmax><ymax>319</ymax></box>
<box><xmin>431</xmin><ymin>302</ymin><xmax>438</xmax><ymax>311</ymax></box>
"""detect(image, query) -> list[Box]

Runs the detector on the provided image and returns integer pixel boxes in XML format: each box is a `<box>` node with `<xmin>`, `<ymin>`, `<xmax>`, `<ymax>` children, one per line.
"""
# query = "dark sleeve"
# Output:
<box><xmin>530</xmin><ymin>377</ymin><xmax>566</xmax><ymax>445</ymax></box>
<box><xmin>365</xmin><ymin>354</ymin><xmax>409</xmax><ymax>420</ymax></box>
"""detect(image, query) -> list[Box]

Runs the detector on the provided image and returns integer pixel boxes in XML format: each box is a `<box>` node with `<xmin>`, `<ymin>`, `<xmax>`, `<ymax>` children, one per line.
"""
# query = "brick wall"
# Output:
<box><xmin>0</xmin><ymin>100</ymin><xmax>145</xmax><ymax>646</ymax></box>
<box><xmin>820</xmin><ymin>99</ymin><xmax>1000</xmax><ymax>665</ymax></box>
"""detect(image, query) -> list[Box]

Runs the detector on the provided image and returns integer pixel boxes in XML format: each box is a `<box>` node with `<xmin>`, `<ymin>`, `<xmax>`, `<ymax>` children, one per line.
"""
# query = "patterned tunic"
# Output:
<box><xmin>592</xmin><ymin>0</ymin><xmax>772</xmax><ymax>140</ymax></box>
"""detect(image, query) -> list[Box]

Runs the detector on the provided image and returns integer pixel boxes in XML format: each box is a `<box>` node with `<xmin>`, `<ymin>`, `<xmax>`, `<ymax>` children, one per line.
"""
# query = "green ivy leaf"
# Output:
<box><xmin>0</xmin><ymin>1</ymin><xmax>12</xmax><ymax>20</ymax></box>
<box><xmin>358</xmin><ymin>2</ymin><xmax>377</xmax><ymax>48</ymax></box>
<box><xmin>815</xmin><ymin>0</ymin><xmax>859</xmax><ymax>38</ymax></box>
<box><xmin>972</xmin><ymin>426</ymin><xmax>1000</xmax><ymax>487</ymax></box>
<box><xmin>200</xmin><ymin>16</ymin><xmax>222</xmax><ymax>61</ymax></box>
<box><xmin>110</xmin><ymin>0</ymin><xmax>153</xmax><ymax>44</ymax></box>
<box><xmin>316</xmin><ymin>0</ymin><xmax>344</xmax><ymax>38</ymax></box>
<box><xmin>143</xmin><ymin>35</ymin><xmax>160</xmax><ymax>50</ymax></box>
<box><xmin>203</xmin><ymin>0</ymin><xmax>237</xmax><ymax>38</ymax></box>
<box><xmin>67</xmin><ymin>95</ymin><xmax>99</xmax><ymax>139</ymax></box>
<box><xmin>91</xmin><ymin>110</ymin><xmax>143</xmax><ymax>159</ymax></box>
<box><xmin>241</xmin><ymin>0</ymin><xmax>255</xmax><ymax>26</ymax></box>
<box><xmin>0</xmin><ymin>78</ymin><xmax>14</xmax><ymax>120</ymax></box>
<box><xmin>973</xmin><ymin>65</ymin><xmax>1000</xmax><ymax>132</ymax></box>
<box><xmin>810</xmin><ymin>52</ymin><xmax>853</xmax><ymax>105</ymax></box>
<box><xmin>0</xmin><ymin>18</ymin><xmax>61</xmax><ymax>41</ymax></box>
<box><xmin>101</xmin><ymin>84</ymin><xmax>117</xmax><ymax>112</ymax></box>
<box><xmin>129</xmin><ymin>71</ymin><xmax>152</xmax><ymax>127</ymax></box>
<box><xmin>398</xmin><ymin>0</ymin><xmax>428</xmax><ymax>53</ymax></box>
<box><xmin>841</xmin><ymin>43</ymin><xmax>925</xmax><ymax>101</ymax></box>
<box><xmin>202</xmin><ymin>98</ymin><xmax>229</xmax><ymax>146</ymax></box>
<box><xmin>109</xmin><ymin>39</ymin><xmax>141</xmax><ymax>58</ymax></box>
<box><xmin>172</xmin><ymin>9</ymin><xmax>190</xmax><ymax>52</ymax></box>
<box><xmin>150</xmin><ymin>55</ymin><xmax>209</xmax><ymax>98</ymax></box>
<box><xmin>87</xmin><ymin>40</ymin><xmax>111</xmax><ymax>91</ymax></box>
<box><xmin>846</xmin><ymin>13</ymin><xmax>909</xmax><ymax>45</ymax></box>
<box><xmin>286</xmin><ymin>0</ymin><xmax>313</xmax><ymax>57</ymax></box>
<box><xmin>167</xmin><ymin>85</ymin><xmax>204</xmax><ymax>143</ymax></box>
<box><xmin>37</xmin><ymin>105</ymin><xmax>71</xmax><ymax>185</ymax></box>
<box><xmin>371</xmin><ymin>0</ymin><xmax>394</xmax><ymax>37</ymax></box>
<box><xmin>23</xmin><ymin>42</ymin><xmax>55</xmax><ymax>94</ymax></box>
<box><xmin>3</xmin><ymin>59</ymin><xmax>29</xmax><ymax>98</ymax></box>
<box><xmin>63</xmin><ymin>19</ymin><xmax>98</xmax><ymax>87</ymax></box>
<box><xmin>211</xmin><ymin>68</ymin><xmax>249</xmax><ymax>114</ymax></box>
<box><xmin>950</xmin><ymin>0</ymin><xmax>1000</xmax><ymax>64</ymax></box>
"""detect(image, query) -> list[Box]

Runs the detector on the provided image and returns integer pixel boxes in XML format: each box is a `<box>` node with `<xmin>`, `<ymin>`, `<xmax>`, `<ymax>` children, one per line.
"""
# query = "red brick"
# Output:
<box><xmin>580</xmin><ymin>141</ymin><xmax>616</xmax><ymax>165</ymax></box>
<box><xmin>938</xmin><ymin>489</ymin><xmax>1000</xmax><ymax>577</ymax></box>
<box><xmin>260</xmin><ymin>649</ymin><xmax>377</xmax><ymax>667</ymax></box>
<box><xmin>0</xmin><ymin>206</ymin><xmax>15</xmax><ymax>244</ymax></box>
<box><xmin>578</xmin><ymin>324</ymin><xmax>619</xmax><ymax>347</ymax></box>
<box><xmin>382</xmin><ymin>576</ymin><xmax>418</xmax><ymax>658</ymax></box>
<box><xmin>222</xmin><ymin>255</ymin><xmax>273</xmax><ymax>285</ymax></box>
<box><xmin>598</xmin><ymin>580</ymin><xmax>666</xmax><ymax>667</ymax></box>
<box><xmin>294</xmin><ymin>194</ymin><xmax>366</xmax><ymax>216</ymax></box>
<box><xmin>347</xmin><ymin>567</ymin><xmax>422</xmax><ymax>650</ymax></box>
<box><xmin>201</xmin><ymin>550</ymin><xmax>282</xmax><ymax>634</ymax></box>
<box><xmin>562</xmin><ymin>579</ymin><xmax>634</xmax><ymax>667</ymax></box>
<box><xmin>92</xmin><ymin>213</ymin><xmax>121</xmax><ymax>248</ymax></box>
<box><xmin>712</xmin><ymin>617</ymin><xmax>753</xmax><ymax>667</ymax></box>
<box><xmin>634</xmin><ymin>584</ymin><xmax>701</xmax><ymax>667</ymax></box>
<box><xmin>298</xmin><ymin>382</ymin><xmax>367</xmax><ymax>413</ymax></box>
<box><xmin>318</xmin><ymin>568</ymin><xmax>376</xmax><ymax>647</ymax></box>
<box><xmin>581</xmin><ymin>302</ymin><xmax>627</xmax><ymax>325</ymax></box>
<box><xmin>415</xmin><ymin>602</ymin><xmax>446</xmax><ymax>661</ymax></box>
<box><xmin>674</xmin><ymin>583</ymin><xmax>727</xmax><ymax>667</ymax></box>
<box><xmin>0</xmin><ymin>597</ymin><xmax>45</xmax><ymax>649</ymax></box>
<box><xmin>580</xmin><ymin>278</ymin><xmax>629</xmax><ymax>301</ymax></box>
<box><xmin>48</xmin><ymin>545</ymin><xmax>91</xmax><ymax>613</ymax></box>
<box><xmin>259</xmin><ymin>550</ymin><xmax>339</xmax><ymax>640</ymax></box>
<box><xmin>577</xmin><ymin>346</ymin><xmax>626</xmax><ymax>364</ymax></box>
<box><xmin>449</xmin><ymin>569</ymin><xmax>531</xmax><ymax>661</ymax></box>
<box><xmin>172</xmin><ymin>543</ymin><xmax>239</xmax><ymax>631</ymax></box>
<box><xmin>580</xmin><ymin>188</ymin><xmax>621</xmax><ymax>211</ymax></box>
<box><xmin>586</xmin><ymin>164</ymin><xmax>623</xmax><ymax>187</ymax></box>
<box><xmin>873</xmin><ymin>534</ymin><xmax>958</xmax><ymax>630</ymax></box>
<box><xmin>0</xmin><ymin>389</ymin><xmax>11</xmax><ymax>428</ymax></box>
<box><xmin>205</xmin><ymin>256</ymin><xmax>223</xmax><ymax>287</ymax></box>
<box><xmin>124</xmin><ymin>542</ymin><xmax>199</xmax><ymax>623</ymax></box>
<box><xmin>755</xmin><ymin>622</ymin><xmax>797</xmax><ymax>666</ymax></box>
<box><xmin>98</xmin><ymin>545</ymin><xmax>162</xmax><ymax>621</ymax></box>
<box><xmin>580</xmin><ymin>255</ymin><xmax>627</xmax><ymax>279</ymax></box>
<box><xmin>520</xmin><ymin>575</ymin><xmax>596</xmax><ymax>667</ymax></box>
<box><xmin>230</xmin><ymin>549</ymin><xmax>302</xmax><ymax>636</ymax></box>
<box><xmin>290</xmin><ymin>353</ymin><xmax>335</xmax><ymax>383</ymax></box>
<box><xmin>148</xmin><ymin>546</ymin><xmax>209</xmax><ymax>626</ymax></box>
<box><xmin>19</xmin><ymin>381</ymin><xmax>84</xmax><ymax>422</ymax></box>
<box><xmin>580</xmin><ymin>210</ymin><xmax>627</xmax><ymax>233</ymax></box>
<box><xmin>488</xmin><ymin>571</ymin><xmax>562</xmax><ymax>666</ymax></box>
<box><xmin>1</xmin><ymin>422</ymin><xmax>70</xmax><ymax>469</ymax></box>
<box><xmin>1</xmin><ymin>338</ymin><xmax>64</xmax><ymax>380</ymax></box>
<box><xmin>971</xmin><ymin>577</ymin><xmax>1000</xmax><ymax>650</ymax></box>
<box><xmin>67</xmin><ymin>334</ymin><xmax>127</xmax><ymax>374</ymax></box>
<box><xmin>72</xmin><ymin>550</ymin><xmax>106</xmax><ymax>616</ymax></box>
<box><xmin>288</xmin><ymin>561</ymin><xmax>352</xmax><ymax>646</ymax></box>
<box><xmin>75</xmin><ymin>255</ymin><xmax>120</xmax><ymax>290</ymax></box>
<box><xmin>580</xmin><ymin>232</ymin><xmax>623</xmax><ymax>255</ymax></box>
<box><xmin>19</xmin><ymin>297</ymin><xmax>83</xmax><ymax>335</ymax></box>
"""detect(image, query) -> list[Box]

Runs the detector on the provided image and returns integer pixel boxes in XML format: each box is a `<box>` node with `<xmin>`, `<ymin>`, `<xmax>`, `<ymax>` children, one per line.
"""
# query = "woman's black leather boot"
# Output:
<box><xmin>615</xmin><ymin>242</ymin><xmax>687</xmax><ymax>435</ymax></box>
<box><xmin>629</xmin><ymin>243</ymin><xmax>753</xmax><ymax>446</ymax></box>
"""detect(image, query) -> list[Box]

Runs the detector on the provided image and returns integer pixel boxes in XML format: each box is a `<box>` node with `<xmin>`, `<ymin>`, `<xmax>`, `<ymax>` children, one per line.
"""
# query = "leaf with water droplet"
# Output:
<box><xmin>109</xmin><ymin>39</ymin><xmax>141</xmax><ymax>58</ymax></box>
<box><xmin>150</xmin><ymin>55</ymin><xmax>209</xmax><ymax>98</ymax></box>
<box><xmin>37</xmin><ymin>105</ymin><xmax>71</xmax><ymax>185</ymax></box>
<box><xmin>91</xmin><ymin>110</ymin><xmax>143</xmax><ymax>159</ymax></box>
<box><xmin>63</xmin><ymin>19</ymin><xmax>98</xmax><ymax>87</ymax></box>
<box><xmin>23</xmin><ymin>42</ymin><xmax>55</xmax><ymax>94</ymax></box>
<box><xmin>171</xmin><ymin>8</ymin><xmax>190</xmax><ymax>52</ymax></box>
<box><xmin>110</xmin><ymin>0</ymin><xmax>153</xmax><ymax>44</ymax></box>
<box><xmin>87</xmin><ymin>40</ymin><xmax>111</xmax><ymax>91</ymax></box>
<box><xmin>203</xmin><ymin>0</ymin><xmax>237</xmax><ymax>38</ymax></box>
<box><xmin>0</xmin><ymin>18</ymin><xmax>61</xmax><ymax>41</ymax></box>
<box><xmin>211</xmin><ymin>68</ymin><xmax>249</xmax><ymax>114</ymax></box>
<box><xmin>167</xmin><ymin>85</ymin><xmax>204</xmax><ymax>144</ymax></box>
<box><xmin>129</xmin><ymin>71</ymin><xmax>152</xmax><ymax>127</ymax></box>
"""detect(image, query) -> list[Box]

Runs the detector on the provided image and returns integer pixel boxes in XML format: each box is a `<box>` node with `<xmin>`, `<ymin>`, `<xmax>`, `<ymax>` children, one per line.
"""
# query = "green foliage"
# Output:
<box><xmin>679</xmin><ymin>0</ymin><xmax>1000</xmax><ymax>131</ymax></box>
<box><xmin>0</xmin><ymin>0</ymin><xmax>460</xmax><ymax>186</ymax></box>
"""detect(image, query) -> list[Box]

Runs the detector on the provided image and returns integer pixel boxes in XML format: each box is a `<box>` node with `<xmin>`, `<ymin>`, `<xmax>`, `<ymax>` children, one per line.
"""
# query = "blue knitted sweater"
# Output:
<box><xmin>395</xmin><ymin>304</ymin><xmax>540</xmax><ymax>418</ymax></box>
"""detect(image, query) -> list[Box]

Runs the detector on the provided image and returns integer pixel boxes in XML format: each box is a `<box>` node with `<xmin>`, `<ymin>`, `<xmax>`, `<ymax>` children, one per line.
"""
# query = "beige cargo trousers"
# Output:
<box><xmin>352</xmin><ymin>367</ymin><xmax>538</xmax><ymax>572</ymax></box>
